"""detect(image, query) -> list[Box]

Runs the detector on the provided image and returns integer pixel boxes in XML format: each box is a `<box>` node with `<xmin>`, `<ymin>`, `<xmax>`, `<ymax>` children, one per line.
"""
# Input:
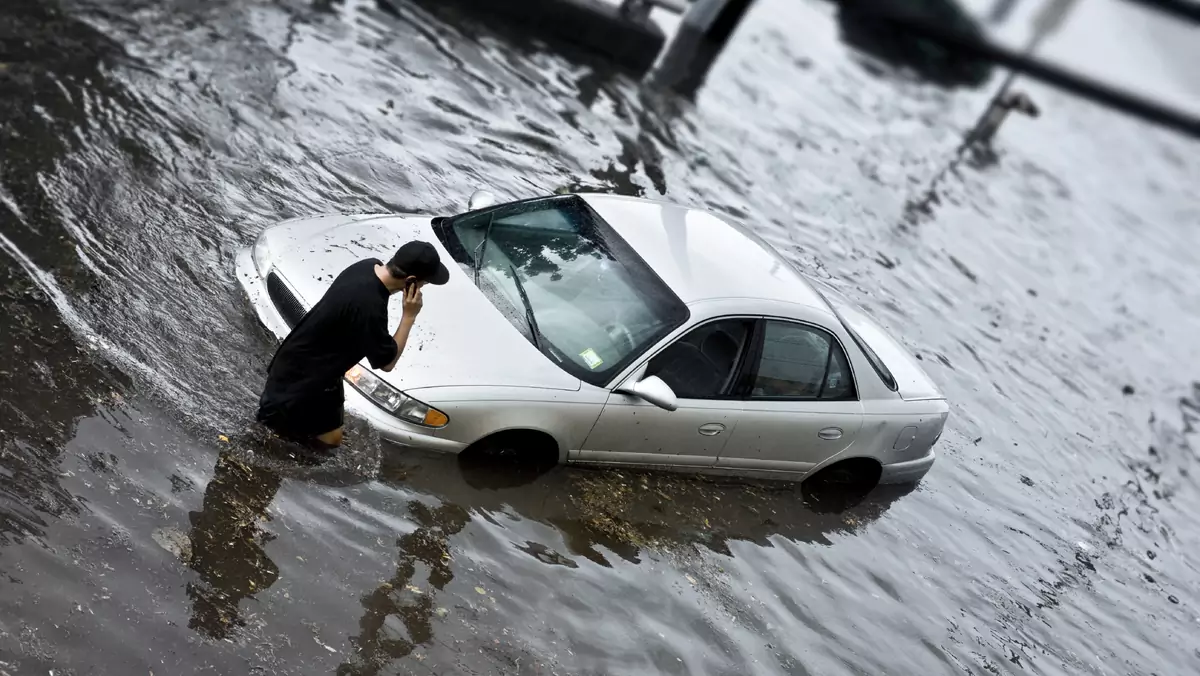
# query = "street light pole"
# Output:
<box><xmin>962</xmin><ymin>0</ymin><xmax>1077</xmax><ymax>153</ymax></box>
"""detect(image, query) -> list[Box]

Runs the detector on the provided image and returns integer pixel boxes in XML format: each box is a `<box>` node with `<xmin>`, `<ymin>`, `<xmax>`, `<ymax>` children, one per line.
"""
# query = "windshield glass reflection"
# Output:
<box><xmin>440</xmin><ymin>196</ymin><xmax>689</xmax><ymax>385</ymax></box>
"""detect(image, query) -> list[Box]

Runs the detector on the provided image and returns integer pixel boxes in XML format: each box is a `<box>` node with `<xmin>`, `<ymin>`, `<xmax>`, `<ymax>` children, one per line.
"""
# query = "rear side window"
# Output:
<box><xmin>807</xmin><ymin>282</ymin><xmax>899</xmax><ymax>393</ymax></box>
<box><xmin>751</xmin><ymin>321</ymin><xmax>857</xmax><ymax>400</ymax></box>
<box><xmin>844</xmin><ymin>324</ymin><xmax>897</xmax><ymax>392</ymax></box>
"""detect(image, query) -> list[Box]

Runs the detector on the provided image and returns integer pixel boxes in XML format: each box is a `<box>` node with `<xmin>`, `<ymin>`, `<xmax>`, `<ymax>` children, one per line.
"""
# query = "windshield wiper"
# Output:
<box><xmin>507</xmin><ymin>264</ymin><xmax>541</xmax><ymax>350</ymax></box>
<box><xmin>471</xmin><ymin>212</ymin><xmax>495</xmax><ymax>285</ymax></box>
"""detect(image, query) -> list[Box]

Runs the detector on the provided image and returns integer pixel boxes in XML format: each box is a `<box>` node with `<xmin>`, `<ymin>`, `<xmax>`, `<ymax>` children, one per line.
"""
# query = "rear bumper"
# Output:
<box><xmin>237</xmin><ymin>248</ymin><xmax>466</xmax><ymax>455</ymax></box>
<box><xmin>878</xmin><ymin>449</ymin><xmax>936</xmax><ymax>485</ymax></box>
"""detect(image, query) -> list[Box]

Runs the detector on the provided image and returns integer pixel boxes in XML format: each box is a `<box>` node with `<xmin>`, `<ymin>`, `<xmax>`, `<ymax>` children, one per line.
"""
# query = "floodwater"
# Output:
<box><xmin>1</xmin><ymin>0</ymin><xmax>1198</xmax><ymax>674</ymax></box>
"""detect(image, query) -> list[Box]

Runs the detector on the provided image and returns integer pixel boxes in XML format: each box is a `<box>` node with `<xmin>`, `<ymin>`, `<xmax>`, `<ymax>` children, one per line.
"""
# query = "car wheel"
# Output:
<box><xmin>802</xmin><ymin>458</ymin><xmax>881</xmax><ymax>513</ymax></box>
<box><xmin>456</xmin><ymin>431</ymin><xmax>559</xmax><ymax>490</ymax></box>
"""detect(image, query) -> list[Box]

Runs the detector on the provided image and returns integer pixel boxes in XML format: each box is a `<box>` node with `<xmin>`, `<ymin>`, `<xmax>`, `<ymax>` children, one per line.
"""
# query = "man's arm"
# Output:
<box><xmin>380</xmin><ymin>284</ymin><xmax>423</xmax><ymax>372</ymax></box>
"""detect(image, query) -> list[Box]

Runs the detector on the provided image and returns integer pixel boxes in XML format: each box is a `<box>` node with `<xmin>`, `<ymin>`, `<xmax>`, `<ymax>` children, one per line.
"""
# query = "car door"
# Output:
<box><xmin>716</xmin><ymin>319</ymin><xmax>864</xmax><ymax>474</ymax></box>
<box><xmin>576</xmin><ymin>318</ymin><xmax>755</xmax><ymax>467</ymax></box>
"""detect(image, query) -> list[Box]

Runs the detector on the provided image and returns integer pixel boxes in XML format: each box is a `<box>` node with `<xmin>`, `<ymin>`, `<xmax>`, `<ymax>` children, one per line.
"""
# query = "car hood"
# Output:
<box><xmin>267</xmin><ymin>214</ymin><xmax>581</xmax><ymax>393</ymax></box>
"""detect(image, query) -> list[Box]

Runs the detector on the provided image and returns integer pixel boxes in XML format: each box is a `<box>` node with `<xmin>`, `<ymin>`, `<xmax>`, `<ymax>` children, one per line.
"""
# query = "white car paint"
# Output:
<box><xmin>237</xmin><ymin>193</ymin><xmax>949</xmax><ymax>485</ymax></box>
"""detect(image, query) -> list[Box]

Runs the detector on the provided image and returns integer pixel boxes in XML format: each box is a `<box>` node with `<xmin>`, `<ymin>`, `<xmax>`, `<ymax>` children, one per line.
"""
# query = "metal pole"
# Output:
<box><xmin>619</xmin><ymin>0</ymin><xmax>689</xmax><ymax>20</ymax></box>
<box><xmin>648</xmin><ymin>0</ymin><xmax>754</xmax><ymax>95</ymax></box>
<box><xmin>964</xmin><ymin>0</ymin><xmax>1077</xmax><ymax>151</ymax></box>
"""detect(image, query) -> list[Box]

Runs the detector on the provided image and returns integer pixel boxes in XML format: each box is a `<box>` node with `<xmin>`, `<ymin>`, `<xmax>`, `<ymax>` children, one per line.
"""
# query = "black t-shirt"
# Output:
<box><xmin>258</xmin><ymin>259</ymin><xmax>398</xmax><ymax>413</ymax></box>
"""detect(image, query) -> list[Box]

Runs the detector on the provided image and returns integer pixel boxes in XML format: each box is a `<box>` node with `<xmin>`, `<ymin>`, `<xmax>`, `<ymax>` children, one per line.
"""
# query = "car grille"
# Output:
<box><xmin>266</xmin><ymin>272</ymin><xmax>306</xmax><ymax>329</ymax></box>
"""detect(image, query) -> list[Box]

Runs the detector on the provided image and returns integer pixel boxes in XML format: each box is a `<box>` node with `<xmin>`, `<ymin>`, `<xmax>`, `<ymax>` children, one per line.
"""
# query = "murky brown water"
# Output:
<box><xmin>2</xmin><ymin>0</ymin><xmax>1199</xmax><ymax>674</ymax></box>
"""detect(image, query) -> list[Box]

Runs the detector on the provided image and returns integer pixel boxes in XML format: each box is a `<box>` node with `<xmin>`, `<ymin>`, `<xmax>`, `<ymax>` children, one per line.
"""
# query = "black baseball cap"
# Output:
<box><xmin>389</xmin><ymin>241</ymin><xmax>450</xmax><ymax>285</ymax></box>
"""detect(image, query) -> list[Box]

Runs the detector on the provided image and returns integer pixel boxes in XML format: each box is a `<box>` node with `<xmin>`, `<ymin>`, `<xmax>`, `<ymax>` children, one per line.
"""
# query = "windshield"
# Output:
<box><xmin>435</xmin><ymin>195</ymin><xmax>689</xmax><ymax>386</ymax></box>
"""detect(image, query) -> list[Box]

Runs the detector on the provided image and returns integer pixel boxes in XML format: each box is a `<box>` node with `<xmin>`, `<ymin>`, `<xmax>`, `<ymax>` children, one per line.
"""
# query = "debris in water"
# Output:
<box><xmin>151</xmin><ymin>527</ymin><xmax>192</xmax><ymax>562</ymax></box>
<box><xmin>947</xmin><ymin>255</ymin><xmax>979</xmax><ymax>283</ymax></box>
<box><xmin>218</xmin><ymin>434</ymin><xmax>229</xmax><ymax>442</ymax></box>
<box><xmin>1122</xmin><ymin>385</ymin><xmax>1135</xmax><ymax>396</ymax></box>
<box><xmin>475</xmin><ymin>586</ymin><xmax>487</xmax><ymax>595</ymax></box>
<box><xmin>685</xmin><ymin>575</ymin><xmax>697</xmax><ymax>585</ymax></box>
<box><xmin>1168</xmin><ymin>595</ymin><xmax>1179</xmax><ymax>604</ymax></box>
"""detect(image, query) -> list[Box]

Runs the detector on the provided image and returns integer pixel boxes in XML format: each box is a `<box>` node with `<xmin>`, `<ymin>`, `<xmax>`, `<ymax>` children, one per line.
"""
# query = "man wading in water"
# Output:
<box><xmin>256</xmin><ymin>241</ymin><xmax>449</xmax><ymax>450</ymax></box>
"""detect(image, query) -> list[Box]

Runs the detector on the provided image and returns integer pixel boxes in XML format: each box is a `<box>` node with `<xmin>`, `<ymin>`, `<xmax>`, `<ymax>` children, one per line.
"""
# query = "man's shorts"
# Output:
<box><xmin>256</xmin><ymin>388</ymin><xmax>343</xmax><ymax>444</ymax></box>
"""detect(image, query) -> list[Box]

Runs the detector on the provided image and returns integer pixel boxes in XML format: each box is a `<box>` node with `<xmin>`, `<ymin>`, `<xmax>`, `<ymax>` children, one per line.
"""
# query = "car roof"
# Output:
<box><xmin>578</xmin><ymin>193</ymin><xmax>832</xmax><ymax>311</ymax></box>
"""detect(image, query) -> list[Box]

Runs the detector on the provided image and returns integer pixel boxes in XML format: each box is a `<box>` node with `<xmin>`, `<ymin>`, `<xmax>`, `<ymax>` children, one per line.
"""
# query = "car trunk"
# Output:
<box><xmin>807</xmin><ymin>278</ymin><xmax>945</xmax><ymax>402</ymax></box>
<box><xmin>838</xmin><ymin>304</ymin><xmax>945</xmax><ymax>401</ymax></box>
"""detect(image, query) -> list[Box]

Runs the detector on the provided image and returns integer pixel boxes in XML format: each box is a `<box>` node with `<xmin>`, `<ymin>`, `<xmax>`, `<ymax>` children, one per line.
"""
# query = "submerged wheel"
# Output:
<box><xmin>456</xmin><ymin>431</ymin><xmax>559</xmax><ymax>489</ymax></box>
<box><xmin>802</xmin><ymin>458</ymin><xmax>882</xmax><ymax>513</ymax></box>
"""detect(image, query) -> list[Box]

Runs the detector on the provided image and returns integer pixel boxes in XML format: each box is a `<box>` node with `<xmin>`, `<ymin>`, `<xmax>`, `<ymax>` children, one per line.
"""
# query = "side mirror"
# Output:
<box><xmin>615</xmin><ymin>375</ymin><xmax>679</xmax><ymax>412</ymax></box>
<box><xmin>467</xmin><ymin>189</ymin><xmax>497</xmax><ymax>211</ymax></box>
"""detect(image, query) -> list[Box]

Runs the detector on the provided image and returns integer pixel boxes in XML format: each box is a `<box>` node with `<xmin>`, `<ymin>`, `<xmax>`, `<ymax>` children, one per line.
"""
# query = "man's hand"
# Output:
<box><xmin>402</xmin><ymin>283</ymin><xmax>424</xmax><ymax>319</ymax></box>
<box><xmin>382</xmin><ymin>283</ymin><xmax>425</xmax><ymax>372</ymax></box>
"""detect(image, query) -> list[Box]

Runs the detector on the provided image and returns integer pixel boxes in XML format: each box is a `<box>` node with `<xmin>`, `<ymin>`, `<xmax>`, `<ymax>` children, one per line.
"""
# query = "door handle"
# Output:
<box><xmin>818</xmin><ymin>427</ymin><xmax>843</xmax><ymax>440</ymax></box>
<box><xmin>698</xmin><ymin>423</ymin><xmax>726</xmax><ymax>437</ymax></box>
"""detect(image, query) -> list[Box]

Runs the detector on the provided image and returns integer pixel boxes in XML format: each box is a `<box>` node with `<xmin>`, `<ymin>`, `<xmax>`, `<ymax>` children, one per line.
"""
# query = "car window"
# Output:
<box><xmin>821</xmin><ymin>337</ymin><xmax>855</xmax><ymax>399</ymax></box>
<box><xmin>645</xmin><ymin>320</ymin><xmax>752</xmax><ymax>399</ymax></box>
<box><xmin>806</xmin><ymin>281</ymin><xmax>898</xmax><ymax>392</ymax></box>
<box><xmin>843</xmin><ymin>322</ymin><xmax>897</xmax><ymax>392</ymax></box>
<box><xmin>752</xmin><ymin>321</ymin><xmax>856</xmax><ymax>400</ymax></box>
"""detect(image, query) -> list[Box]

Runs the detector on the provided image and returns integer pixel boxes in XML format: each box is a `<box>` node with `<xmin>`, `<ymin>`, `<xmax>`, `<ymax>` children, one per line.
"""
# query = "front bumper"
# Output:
<box><xmin>342</xmin><ymin>385</ymin><xmax>467</xmax><ymax>453</ymax></box>
<box><xmin>878</xmin><ymin>449</ymin><xmax>936</xmax><ymax>485</ymax></box>
<box><xmin>235</xmin><ymin>248</ymin><xmax>467</xmax><ymax>454</ymax></box>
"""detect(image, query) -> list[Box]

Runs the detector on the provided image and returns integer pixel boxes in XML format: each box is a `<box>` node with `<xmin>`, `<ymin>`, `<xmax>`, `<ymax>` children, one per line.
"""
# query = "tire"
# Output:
<box><xmin>802</xmin><ymin>458</ymin><xmax>882</xmax><ymax>513</ymax></box>
<box><xmin>456</xmin><ymin>431</ymin><xmax>559</xmax><ymax>490</ymax></box>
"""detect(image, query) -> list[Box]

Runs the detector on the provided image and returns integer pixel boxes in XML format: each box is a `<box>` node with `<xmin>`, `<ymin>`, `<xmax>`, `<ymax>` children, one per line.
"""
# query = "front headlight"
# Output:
<box><xmin>345</xmin><ymin>365</ymin><xmax>449</xmax><ymax>428</ymax></box>
<box><xmin>252</xmin><ymin>234</ymin><xmax>272</xmax><ymax>275</ymax></box>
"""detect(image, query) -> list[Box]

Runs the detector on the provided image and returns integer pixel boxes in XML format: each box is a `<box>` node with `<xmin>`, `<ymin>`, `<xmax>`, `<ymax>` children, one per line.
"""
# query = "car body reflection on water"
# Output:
<box><xmin>177</xmin><ymin>421</ymin><xmax>915</xmax><ymax>669</ymax></box>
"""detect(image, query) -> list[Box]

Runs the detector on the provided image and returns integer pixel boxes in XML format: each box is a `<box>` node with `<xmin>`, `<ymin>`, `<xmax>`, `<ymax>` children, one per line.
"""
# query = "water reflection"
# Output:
<box><xmin>338</xmin><ymin>500</ymin><xmax>470</xmax><ymax>675</ymax></box>
<box><xmin>1</xmin><ymin>0</ymin><xmax>1198</xmax><ymax>672</ymax></box>
<box><xmin>833</xmin><ymin>0</ymin><xmax>992</xmax><ymax>87</ymax></box>
<box><xmin>186</xmin><ymin>451</ymin><xmax>284</xmax><ymax>639</ymax></box>
<box><xmin>380</xmin><ymin>447</ymin><xmax>915</xmax><ymax>563</ymax></box>
<box><xmin>0</xmin><ymin>1</ymin><xmax>137</xmax><ymax>547</ymax></box>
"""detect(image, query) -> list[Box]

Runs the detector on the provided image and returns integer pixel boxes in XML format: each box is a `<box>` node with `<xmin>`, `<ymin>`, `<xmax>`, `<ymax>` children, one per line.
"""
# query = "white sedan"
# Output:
<box><xmin>237</xmin><ymin>191</ymin><xmax>947</xmax><ymax>485</ymax></box>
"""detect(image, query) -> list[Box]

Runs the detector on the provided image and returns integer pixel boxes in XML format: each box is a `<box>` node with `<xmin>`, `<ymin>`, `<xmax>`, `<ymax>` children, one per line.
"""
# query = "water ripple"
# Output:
<box><xmin>1</xmin><ymin>0</ymin><xmax>1199</xmax><ymax>674</ymax></box>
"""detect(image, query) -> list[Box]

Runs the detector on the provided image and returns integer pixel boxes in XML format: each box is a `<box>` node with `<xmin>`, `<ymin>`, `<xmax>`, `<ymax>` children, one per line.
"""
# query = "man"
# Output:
<box><xmin>256</xmin><ymin>241</ymin><xmax>449</xmax><ymax>449</ymax></box>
